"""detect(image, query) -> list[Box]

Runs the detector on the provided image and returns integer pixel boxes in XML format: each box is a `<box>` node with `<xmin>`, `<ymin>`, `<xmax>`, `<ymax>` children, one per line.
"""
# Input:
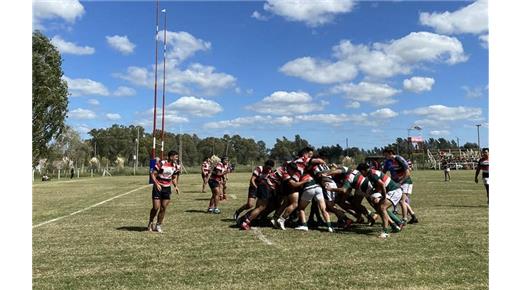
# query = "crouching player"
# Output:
<box><xmin>357</xmin><ymin>163</ymin><xmax>404</xmax><ymax>239</ymax></box>
<box><xmin>294</xmin><ymin>173</ymin><xmax>333</xmax><ymax>232</ymax></box>
<box><xmin>234</xmin><ymin>160</ymin><xmax>275</xmax><ymax>222</ymax></box>
<box><xmin>239</xmin><ymin>162</ymin><xmax>276</xmax><ymax>230</ymax></box>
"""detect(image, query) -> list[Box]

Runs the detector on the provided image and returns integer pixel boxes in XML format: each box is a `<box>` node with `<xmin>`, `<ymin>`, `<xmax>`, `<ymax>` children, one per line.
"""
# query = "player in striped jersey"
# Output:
<box><xmin>207</xmin><ymin>156</ymin><xmax>229</xmax><ymax>214</ymax></box>
<box><xmin>357</xmin><ymin>163</ymin><xmax>404</xmax><ymax>238</ymax></box>
<box><xmin>234</xmin><ymin>160</ymin><xmax>275</xmax><ymax>222</ymax></box>
<box><xmin>271</xmin><ymin>162</ymin><xmax>308</xmax><ymax>230</ymax></box>
<box><xmin>148</xmin><ymin>150</ymin><xmax>181</xmax><ymax>233</ymax></box>
<box><xmin>200</xmin><ymin>157</ymin><xmax>211</xmax><ymax>193</ymax></box>
<box><xmin>475</xmin><ymin>148</ymin><xmax>489</xmax><ymax>204</ymax></box>
<box><xmin>383</xmin><ymin>148</ymin><xmax>419</xmax><ymax>224</ymax></box>
<box><xmin>294</xmin><ymin>172</ymin><xmax>333</xmax><ymax>232</ymax></box>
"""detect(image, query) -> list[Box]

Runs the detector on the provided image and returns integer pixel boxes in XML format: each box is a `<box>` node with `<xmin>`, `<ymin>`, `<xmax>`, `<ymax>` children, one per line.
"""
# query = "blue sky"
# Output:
<box><xmin>33</xmin><ymin>0</ymin><xmax>489</xmax><ymax>149</ymax></box>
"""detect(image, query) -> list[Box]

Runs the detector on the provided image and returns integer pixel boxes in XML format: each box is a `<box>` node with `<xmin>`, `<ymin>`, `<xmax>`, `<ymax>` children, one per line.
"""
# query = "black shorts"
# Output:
<box><xmin>152</xmin><ymin>185</ymin><xmax>172</xmax><ymax>200</ymax></box>
<box><xmin>279</xmin><ymin>180</ymin><xmax>295</xmax><ymax>196</ymax></box>
<box><xmin>256</xmin><ymin>184</ymin><xmax>272</xmax><ymax>200</ymax></box>
<box><xmin>248</xmin><ymin>185</ymin><xmax>257</xmax><ymax>198</ymax></box>
<box><xmin>208</xmin><ymin>179</ymin><xmax>220</xmax><ymax>189</ymax></box>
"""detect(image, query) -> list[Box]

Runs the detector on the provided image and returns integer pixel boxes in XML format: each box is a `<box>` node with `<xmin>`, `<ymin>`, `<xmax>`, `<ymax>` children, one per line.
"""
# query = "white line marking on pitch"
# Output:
<box><xmin>251</xmin><ymin>227</ymin><xmax>274</xmax><ymax>246</ymax></box>
<box><xmin>33</xmin><ymin>184</ymin><xmax>150</xmax><ymax>228</ymax></box>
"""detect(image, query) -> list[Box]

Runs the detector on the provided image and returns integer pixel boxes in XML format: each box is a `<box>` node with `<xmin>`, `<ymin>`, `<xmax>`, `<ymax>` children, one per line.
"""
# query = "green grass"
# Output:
<box><xmin>33</xmin><ymin>170</ymin><xmax>488</xmax><ymax>289</ymax></box>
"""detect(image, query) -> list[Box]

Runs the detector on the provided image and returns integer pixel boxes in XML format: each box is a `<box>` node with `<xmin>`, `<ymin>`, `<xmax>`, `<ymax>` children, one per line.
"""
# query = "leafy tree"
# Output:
<box><xmin>32</xmin><ymin>30</ymin><xmax>69</xmax><ymax>165</ymax></box>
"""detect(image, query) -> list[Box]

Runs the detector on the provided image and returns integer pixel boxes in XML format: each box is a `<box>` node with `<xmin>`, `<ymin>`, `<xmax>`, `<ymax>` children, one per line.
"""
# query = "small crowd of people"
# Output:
<box><xmin>145</xmin><ymin>147</ymin><xmax>489</xmax><ymax>236</ymax></box>
<box><xmin>232</xmin><ymin>147</ymin><xmax>418</xmax><ymax>239</ymax></box>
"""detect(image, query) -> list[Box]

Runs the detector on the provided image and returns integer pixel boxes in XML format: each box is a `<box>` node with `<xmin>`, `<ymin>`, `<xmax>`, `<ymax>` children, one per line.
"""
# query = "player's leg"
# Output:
<box><xmin>156</xmin><ymin>195</ymin><xmax>171</xmax><ymax>233</ymax></box>
<box><xmin>235</xmin><ymin>185</ymin><xmax>256</xmax><ymax>221</ymax></box>
<box><xmin>148</xmin><ymin>188</ymin><xmax>161</xmax><ymax>231</ymax></box>
<box><xmin>314</xmin><ymin>188</ymin><xmax>333</xmax><ymax>232</ymax></box>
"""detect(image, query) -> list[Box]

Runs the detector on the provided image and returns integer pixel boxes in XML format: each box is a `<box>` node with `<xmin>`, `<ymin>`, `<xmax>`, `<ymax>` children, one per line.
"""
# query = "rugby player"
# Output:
<box><xmin>200</xmin><ymin>157</ymin><xmax>211</xmax><ymax>193</ymax></box>
<box><xmin>207</xmin><ymin>156</ymin><xmax>229</xmax><ymax>214</ymax></box>
<box><xmin>148</xmin><ymin>150</ymin><xmax>181</xmax><ymax>233</ymax></box>
<box><xmin>234</xmin><ymin>160</ymin><xmax>275</xmax><ymax>222</ymax></box>
<box><xmin>294</xmin><ymin>172</ymin><xmax>333</xmax><ymax>232</ymax></box>
<box><xmin>382</xmin><ymin>148</ymin><xmax>419</xmax><ymax>224</ymax></box>
<box><xmin>475</xmin><ymin>148</ymin><xmax>489</xmax><ymax>204</ymax></box>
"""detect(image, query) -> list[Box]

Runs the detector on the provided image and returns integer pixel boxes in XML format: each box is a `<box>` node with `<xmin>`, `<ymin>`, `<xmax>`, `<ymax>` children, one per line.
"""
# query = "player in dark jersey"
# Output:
<box><xmin>475</xmin><ymin>148</ymin><xmax>489</xmax><ymax>204</ymax></box>
<box><xmin>383</xmin><ymin>148</ymin><xmax>418</xmax><ymax>224</ymax></box>
<box><xmin>148</xmin><ymin>150</ymin><xmax>181</xmax><ymax>233</ymax></box>
<box><xmin>234</xmin><ymin>160</ymin><xmax>275</xmax><ymax>222</ymax></box>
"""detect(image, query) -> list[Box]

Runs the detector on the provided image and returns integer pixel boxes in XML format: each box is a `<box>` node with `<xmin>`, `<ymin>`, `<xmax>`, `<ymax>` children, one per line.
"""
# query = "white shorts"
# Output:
<box><xmin>323</xmin><ymin>181</ymin><xmax>337</xmax><ymax>202</ymax></box>
<box><xmin>387</xmin><ymin>188</ymin><xmax>403</xmax><ymax>207</ymax></box>
<box><xmin>301</xmin><ymin>185</ymin><xmax>324</xmax><ymax>202</ymax></box>
<box><xmin>484</xmin><ymin>177</ymin><xmax>489</xmax><ymax>185</ymax></box>
<box><xmin>445</xmin><ymin>168</ymin><xmax>450</xmax><ymax>172</ymax></box>
<box><xmin>401</xmin><ymin>183</ymin><xmax>413</xmax><ymax>195</ymax></box>
<box><xmin>369</xmin><ymin>192</ymin><xmax>382</xmax><ymax>202</ymax></box>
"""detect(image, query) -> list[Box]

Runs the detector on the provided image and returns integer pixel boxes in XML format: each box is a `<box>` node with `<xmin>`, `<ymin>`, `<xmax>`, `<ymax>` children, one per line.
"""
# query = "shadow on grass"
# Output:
<box><xmin>194</xmin><ymin>198</ymin><xmax>211</xmax><ymax>201</ymax></box>
<box><xmin>116</xmin><ymin>226</ymin><xmax>148</xmax><ymax>232</ymax></box>
<box><xmin>221</xmin><ymin>218</ymin><xmax>236</xmax><ymax>222</ymax></box>
<box><xmin>185</xmin><ymin>209</ymin><xmax>209</xmax><ymax>213</ymax></box>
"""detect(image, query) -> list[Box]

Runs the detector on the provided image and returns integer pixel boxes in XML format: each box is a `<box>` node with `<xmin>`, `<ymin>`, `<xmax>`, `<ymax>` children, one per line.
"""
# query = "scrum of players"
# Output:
<box><xmin>203</xmin><ymin>146</ymin><xmax>419</xmax><ymax>239</ymax></box>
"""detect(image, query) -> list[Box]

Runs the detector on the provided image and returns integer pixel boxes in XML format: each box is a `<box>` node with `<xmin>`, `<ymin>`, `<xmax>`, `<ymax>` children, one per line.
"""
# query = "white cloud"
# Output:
<box><xmin>462</xmin><ymin>85</ymin><xmax>486</xmax><ymax>99</ymax></box>
<box><xmin>479</xmin><ymin>34</ymin><xmax>488</xmax><ymax>48</ymax></box>
<box><xmin>403</xmin><ymin>77</ymin><xmax>435</xmax><ymax>93</ymax></box>
<box><xmin>370</xmin><ymin>108</ymin><xmax>398</xmax><ymax>119</ymax></box>
<box><xmin>51</xmin><ymin>36</ymin><xmax>94</xmax><ymax>55</ymax></box>
<box><xmin>106</xmin><ymin>113</ymin><xmax>121</xmax><ymax>121</ymax></box>
<box><xmin>346</xmin><ymin>101</ymin><xmax>361</xmax><ymax>109</ymax></box>
<box><xmin>204</xmin><ymin>107</ymin><xmax>398</xmax><ymax>130</ymax></box>
<box><xmin>331</xmin><ymin>82</ymin><xmax>400</xmax><ymax>106</ymax></box>
<box><xmin>246</xmin><ymin>91</ymin><xmax>327</xmax><ymax>115</ymax></box>
<box><xmin>75</xmin><ymin>124</ymin><xmax>91</xmax><ymax>134</ymax></box>
<box><xmin>169</xmin><ymin>96</ymin><xmax>223</xmax><ymax>117</ymax></box>
<box><xmin>106</xmin><ymin>35</ymin><xmax>135</xmax><ymax>55</ymax></box>
<box><xmin>63</xmin><ymin>76</ymin><xmax>109</xmax><ymax>96</ymax></box>
<box><xmin>280</xmin><ymin>57</ymin><xmax>358</xmax><ymax>84</ymax></box>
<box><xmin>419</xmin><ymin>0</ymin><xmax>488</xmax><ymax>35</ymax></box>
<box><xmin>117</xmin><ymin>63</ymin><xmax>236</xmax><ymax>97</ymax></box>
<box><xmin>381</xmin><ymin>32</ymin><xmax>467</xmax><ymax>65</ymax></box>
<box><xmin>251</xmin><ymin>11</ymin><xmax>268</xmax><ymax>21</ymax></box>
<box><xmin>87</xmin><ymin>99</ymin><xmax>99</xmax><ymax>106</ymax></box>
<box><xmin>33</xmin><ymin>0</ymin><xmax>85</xmax><ymax>29</ymax></box>
<box><xmin>68</xmin><ymin>108</ymin><xmax>96</xmax><ymax>120</ymax></box>
<box><xmin>430</xmin><ymin>130</ymin><xmax>450</xmax><ymax>136</ymax></box>
<box><xmin>159</xmin><ymin>31</ymin><xmax>211</xmax><ymax>63</ymax></box>
<box><xmin>113</xmin><ymin>86</ymin><xmax>136</xmax><ymax>97</ymax></box>
<box><xmin>404</xmin><ymin>105</ymin><xmax>482</xmax><ymax>121</ymax></box>
<box><xmin>281</xmin><ymin>32</ymin><xmax>467</xmax><ymax>83</ymax></box>
<box><xmin>204</xmin><ymin>116</ymin><xmax>277</xmax><ymax>129</ymax></box>
<box><xmin>263</xmin><ymin>0</ymin><xmax>355</xmax><ymax>27</ymax></box>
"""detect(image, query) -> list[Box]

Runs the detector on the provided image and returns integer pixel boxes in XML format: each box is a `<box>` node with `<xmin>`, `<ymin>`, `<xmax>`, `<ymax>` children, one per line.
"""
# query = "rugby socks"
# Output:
<box><xmin>326</xmin><ymin>222</ymin><xmax>332</xmax><ymax>228</ymax></box>
<box><xmin>387</xmin><ymin>209</ymin><xmax>403</xmax><ymax>225</ymax></box>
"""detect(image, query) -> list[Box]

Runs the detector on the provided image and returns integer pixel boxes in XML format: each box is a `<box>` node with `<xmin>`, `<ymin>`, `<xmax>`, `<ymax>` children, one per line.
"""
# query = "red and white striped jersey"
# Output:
<box><xmin>201</xmin><ymin>161</ymin><xmax>211</xmax><ymax>174</ymax></box>
<box><xmin>478</xmin><ymin>157</ymin><xmax>489</xmax><ymax>176</ymax></box>
<box><xmin>210</xmin><ymin>162</ymin><xmax>228</xmax><ymax>182</ymax></box>
<box><xmin>155</xmin><ymin>160</ymin><xmax>181</xmax><ymax>187</ymax></box>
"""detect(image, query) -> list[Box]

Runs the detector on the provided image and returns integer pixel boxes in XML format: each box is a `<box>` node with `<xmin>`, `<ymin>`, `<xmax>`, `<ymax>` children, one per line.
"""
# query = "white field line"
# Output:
<box><xmin>33</xmin><ymin>184</ymin><xmax>150</xmax><ymax>228</ymax></box>
<box><xmin>33</xmin><ymin>179</ymin><xmax>89</xmax><ymax>186</ymax></box>
<box><xmin>251</xmin><ymin>227</ymin><xmax>274</xmax><ymax>246</ymax></box>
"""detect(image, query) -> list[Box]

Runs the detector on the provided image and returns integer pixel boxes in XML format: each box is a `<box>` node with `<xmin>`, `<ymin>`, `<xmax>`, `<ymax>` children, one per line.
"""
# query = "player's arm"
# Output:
<box><xmin>289</xmin><ymin>178</ymin><xmax>306</xmax><ymax>189</ymax></box>
<box><xmin>172</xmin><ymin>173</ymin><xmax>180</xmax><ymax>194</ymax></box>
<box><xmin>250</xmin><ymin>174</ymin><xmax>258</xmax><ymax>188</ymax></box>
<box><xmin>400</xmin><ymin>168</ymin><xmax>411</xmax><ymax>184</ymax></box>
<box><xmin>150</xmin><ymin>169</ymin><xmax>161</xmax><ymax>191</ymax></box>
<box><xmin>475</xmin><ymin>163</ymin><xmax>480</xmax><ymax>183</ymax></box>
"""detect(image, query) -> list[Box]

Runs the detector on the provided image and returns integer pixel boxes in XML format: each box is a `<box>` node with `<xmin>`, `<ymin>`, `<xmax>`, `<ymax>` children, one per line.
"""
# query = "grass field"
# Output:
<box><xmin>33</xmin><ymin>170</ymin><xmax>488</xmax><ymax>289</ymax></box>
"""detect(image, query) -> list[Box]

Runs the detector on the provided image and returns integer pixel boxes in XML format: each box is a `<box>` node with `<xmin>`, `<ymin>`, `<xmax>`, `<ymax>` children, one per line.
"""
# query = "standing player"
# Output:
<box><xmin>148</xmin><ymin>150</ymin><xmax>181</xmax><ymax>233</ymax></box>
<box><xmin>382</xmin><ymin>148</ymin><xmax>419</xmax><ymax>224</ymax></box>
<box><xmin>442</xmin><ymin>158</ymin><xmax>451</xmax><ymax>182</ymax></box>
<box><xmin>207</xmin><ymin>156</ymin><xmax>229</xmax><ymax>214</ymax></box>
<box><xmin>234</xmin><ymin>160</ymin><xmax>275</xmax><ymax>222</ymax></box>
<box><xmin>200</xmin><ymin>157</ymin><xmax>211</xmax><ymax>193</ymax></box>
<box><xmin>475</xmin><ymin>148</ymin><xmax>489</xmax><ymax>204</ymax></box>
